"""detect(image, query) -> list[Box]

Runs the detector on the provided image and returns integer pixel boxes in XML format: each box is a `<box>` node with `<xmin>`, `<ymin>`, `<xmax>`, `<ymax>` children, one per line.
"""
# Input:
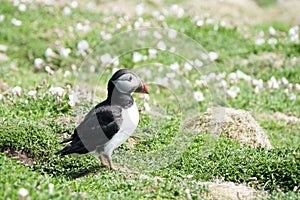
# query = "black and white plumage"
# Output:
<box><xmin>56</xmin><ymin>69</ymin><xmax>149</xmax><ymax>170</ymax></box>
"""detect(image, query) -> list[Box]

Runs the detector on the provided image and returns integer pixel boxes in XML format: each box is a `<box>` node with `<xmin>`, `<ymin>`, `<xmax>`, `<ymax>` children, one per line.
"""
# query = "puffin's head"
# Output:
<box><xmin>108</xmin><ymin>69</ymin><xmax>149</xmax><ymax>95</ymax></box>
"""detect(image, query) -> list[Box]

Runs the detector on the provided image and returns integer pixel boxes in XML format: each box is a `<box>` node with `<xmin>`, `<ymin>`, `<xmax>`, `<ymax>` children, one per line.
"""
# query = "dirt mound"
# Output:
<box><xmin>182</xmin><ymin>107</ymin><xmax>272</xmax><ymax>149</ymax></box>
<box><xmin>200</xmin><ymin>181</ymin><xmax>258</xmax><ymax>200</ymax></box>
<box><xmin>2</xmin><ymin>147</ymin><xmax>34</xmax><ymax>165</ymax></box>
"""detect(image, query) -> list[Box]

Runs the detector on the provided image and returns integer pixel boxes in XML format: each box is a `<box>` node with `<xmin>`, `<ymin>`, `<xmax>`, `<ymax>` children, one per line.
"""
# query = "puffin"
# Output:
<box><xmin>56</xmin><ymin>69</ymin><xmax>149</xmax><ymax>170</ymax></box>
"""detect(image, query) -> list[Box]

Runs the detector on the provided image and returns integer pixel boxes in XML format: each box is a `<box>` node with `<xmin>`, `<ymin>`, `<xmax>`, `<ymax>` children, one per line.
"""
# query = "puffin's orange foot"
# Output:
<box><xmin>99</xmin><ymin>155</ymin><xmax>106</xmax><ymax>167</ymax></box>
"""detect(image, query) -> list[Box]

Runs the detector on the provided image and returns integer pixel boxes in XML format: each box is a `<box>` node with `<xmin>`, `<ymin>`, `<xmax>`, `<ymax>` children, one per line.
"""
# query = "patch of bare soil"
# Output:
<box><xmin>36</xmin><ymin>0</ymin><xmax>300</xmax><ymax>25</ymax></box>
<box><xmin>200</xmin><ymin>181</ymin><xmax>259</xmax><ymax>200</ymax></box>
<box><xmin>258</xmin><ymin>112</ymin><xmax>300</xmax><ymax>124</ymax></box>
<box><xmin>2</xmin><ymin>147</ymin><xmax>35</xmax><ymax>165</ymax></box>
<box><xmin>0</xmin><ymin>79</ymin><xmax>9</xmax><ymax>92</ymax></box>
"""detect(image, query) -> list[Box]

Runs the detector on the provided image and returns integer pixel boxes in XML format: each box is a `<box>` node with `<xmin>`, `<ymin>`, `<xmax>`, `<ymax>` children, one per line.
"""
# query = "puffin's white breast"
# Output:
<box><xmin>100</xmin><ymin>102</ymin><xmax>139</xmax><ymax>156</ymax></box>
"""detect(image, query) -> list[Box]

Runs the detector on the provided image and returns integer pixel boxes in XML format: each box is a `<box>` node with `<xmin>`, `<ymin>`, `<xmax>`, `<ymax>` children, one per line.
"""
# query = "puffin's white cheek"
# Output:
<box><xmin>113</xmin><ymin>81</ymin><xmax>133</xmax><ymax>93</ymax></box>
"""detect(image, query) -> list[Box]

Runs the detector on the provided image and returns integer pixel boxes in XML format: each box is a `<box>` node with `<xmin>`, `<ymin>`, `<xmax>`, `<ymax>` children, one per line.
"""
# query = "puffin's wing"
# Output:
<box><xmin>56</xmin><ymin>104</ymin><xmax>123</xmax><ymax>156</ymax></box>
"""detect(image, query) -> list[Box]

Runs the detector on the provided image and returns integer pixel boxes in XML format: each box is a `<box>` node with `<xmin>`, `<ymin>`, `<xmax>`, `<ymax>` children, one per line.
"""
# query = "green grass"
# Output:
<box><xmin>0</xmin><ymin>0</ymin><xmax>299</xmax><ymax>199</ymax></box>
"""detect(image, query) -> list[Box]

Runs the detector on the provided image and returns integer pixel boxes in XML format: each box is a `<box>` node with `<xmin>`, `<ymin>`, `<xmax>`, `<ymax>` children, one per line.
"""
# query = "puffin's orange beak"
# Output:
<box><xmin>136</xmin><ymin>80</ymin><xmax>149</xmax><ymax>94</ymax></box>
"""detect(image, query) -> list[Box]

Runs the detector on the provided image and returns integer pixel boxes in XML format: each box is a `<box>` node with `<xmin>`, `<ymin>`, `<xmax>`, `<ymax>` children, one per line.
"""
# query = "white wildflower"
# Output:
<box><xmin>155</xmin><ymin>77</ymin><xmax>168</xmax><ymax>86</ymax></box>
<box><xmin>168</xmin><ymin>29</ymin><xmax>177</xmax><ymax>39</ymax></box>
<box><xmin>59</xmin><ymin>48</ymin><xmax>71</xmax><ymax>58</ymax></box>
<box><xmin>48</xmin><ymin>183</ymin><xmax>54</xmax><ymax>194</ymax></box>
<box><xmin>18</xmin><ymin>4</ymin><xmax>26</xmax><ymax>12</ymax></box>
<box><xmin>169</xmin><ymin>46</ymin><xmax>176</xmax><ymax>53</ymax></box>
<box><xmin>34</xmin><ymin>58</ymin><xmax>44</xmax><ymax>68</ymax></box>
<box><xmin>295</xmin><ymin>83</ymin><xmax>300</xmax><ymax>92</ymax></box>
<box><xmin>11</xmin><ymin>18</ymin><xmax>22</xmax><ymax>26</ymax></box>
<box><xmin>45</xmin><ymin>48</ymin><xmax>55</xmax><ymax>58</ymax></box>
<box><xmin>227</xmin><ymin>86</ymin><xmax>240</xmax><ymax>99</ymax></box>
<box><xmin>0</xmin><ymin>44</ymin><xmax>8</xmax><ymax>52</ymax></box>
<box><xmin>143</xmin><ymin>102</ymin><xmax>151</xmax><ymax>112</ymax></box>
<box><xmin>0</xmin><ymin>15</ymin><xmax>5</xmax><ymax>23</ymax></box>
<box><xmin>140</xmin><ymin>174</ymin><xmax>150</xmax><ymax>179</ymax></box>
<box><xmin>200</xmin><ymin>53</ymin><xmax>208</xmax><ymax>60</ymax></box>
<box><xmin>136</xmin><ymin>4</ymin><xmax>144</xmax><ymax>16</ymax></box>
<box><xmin>166</xmin><ymin>72</ymin><xmax>175</xmax><ymax>78</ymax></box>
<box><xmin>208</xmin><ymin>72</ymin><xmax>216</xmax><ymax>81</ymax></box>
<box><xmin>267</xmin><ymin>76</ymin><xmax>279</xmax><ymax>89</ymax></box>
<box><xmin>176</xmin><ymin>7</ymin><xmax>184</xmax><ymax>18</ymax></box>
<box><xmin>77</xmin><ymin>40</ymin><xmax>89</xmax><ymax>53</ymax></box>
<box><xmin>195</xmin><ymin>79</ymin><xmax>207</xmax><ymax>88</ymax></box>
<box><xmin>133</xmin><ymin>52</ymin><xmax>143</xmax><ymax>63</ymax></box>
<box><xmin>218</xmin><ymin>79</ymin><xmax>227</xmax><ymax>88</ymax></box>
<box><xmin>267</xmin><ymin>38</ymin><xmax>277</xmax><ymax>45</ymax></box>
<box><xmin>289</xmin><ymin>93</ymin><xmax>296</xmax><ymax>101</ymax></box>
<box><xmin>170</xmin><ymin>5</ymin><xmax>184</xmax><ymax>18</ymax></box>
<box><xmin>196</xmin><ymin>20</ymin><xmax>204</xmax><ymax>27</ymax></box>
<box><xmin>214</xmin><ymin>24</ymin><xmax>219</xmax><ymax>31</ymax></box>
<box><xmin>205</xmin><ymin>18</ymin><xmax>214</xmax><ymax>25</ymax></box>
<box><xmin>255</xmin><ymin>38</ymin><xmax>265</xmax><ymax>45</ymax></box>
<box><xmin>0</xmin><ymin>94</ymin><xmax>2</xmax><ymax>100</ymax></box>
<box><xmin>281</xmin><ymin>77</ymin><xmax>289</xmax><ymax>85</ymax></box>
<box><xmin>70</xmin><ymin>1</ymin><xmax>78</xmax><ymax>8</ymax></box>
<box><xmin>236</xmin><ymin>70</ymin><xmax>252</xmax><ymax>82</ymax></box>
<box><xmin>252</xmin><ymin>79</ymin><xmax>259</xmax><ymax>86</ymax></box>
<box><xmin>257</xmin><ymin>79</ymin><xmax>264</xmax><ymax>88</ymax></box>
<box><xmin>268</xmin><ymin>26</ymin><xmax>276</xmax><ymax>35</ymax></box>
<box><xmin>76</xmin><ymin>23</ymin><xmax>83</xmax><ymax>31</ymax></box>
<box><xmin>49</xmin><ymin>87</ymin><xmax>65</xmax><ymax>96</ymax></box>
<box><xmin>194</xmin><ymin>59</ymin><xmax>203</xmax><ymax>67</ymax></box>
<box><xmin>186</xmin><ymin>174</ymin><xmax>193</xmax><ymax>179</ymax></box>
<box><xmin>18</xmin><ymin>188</ymin><xmax>28</xmax><ymax>197</ymax></box>
<box><xmin>284</xmin><ymin>88</ymin><xmax>289</xmax><ymax>96</ymax></box>
<box><xmin>100</xmin><ymin>32</ymin><xmax>112</xmax><ymax>40</ymax></box>
<box><xmin>62</xmin><ymin>6</ymin><xmax>71</xmax><ymax>16</ymax></box>
<box><xmin>153</xmin><ymin>31</ymin><xmax>162</xmax><ymax>39</ymax></box>
<box><xmin>288</xmin><ymin>26</ymin><xmax>299</xmax><ymax>43</ymax></box>
<box><xmin>193</xmin><ymin>91</ymin><xmax>205</xmax><ymax>102</ymax></box>
<box><xmin>28</xmin><ymin>90</ymin><xmax>37</xmax><ymax>96</ymax></box>
<box><xmin>157</xmin><ymin>41</ymin><xmax>166</xmax><ymax>50</ymax></box>
<box><xmin>112</xmin><ymin>67</ymin><xmax>119</xmax><ymax>74</ymax></box>
<box><xmin>184</xmin><ymin>62</ymin><xmax>193</xmax><ymax>71</ymax></box>
<box><xmin>289</xmin><ymin>26</ymin><xmax>298</xmax><ymax>36</ymax></box>
<box><xmin>134</xmin><ymin>21</ymin><xmax>141</xmax><ymax>29</ymax></box>
<box><xmin>228</xmin><ymin>72</ymin><xmax>238</xmax><ymax>83</ymax></box>
<box><xmin>148</xmin><ymin>48</ymin><xmax>157</xmax><ymax>58</ymax></box>
<box><xmin>208</xmin><ymin>52</ymin><xmax>218</xmax><ymax>61</ymax></box>
<box><xmin>12</xmin><ymin>86</ymin><xmax>21</xmax><ymax>96</ymax></box>
<box><xmin>112</xmin><ymin>57</ymin><xmax>119</xmax><ymax>66</ymax></box>
<box><xmin>254</xmin><ymin>86</ymin><xmax>260</xmax><ymax>93</ymax></box>
<box><xmin>170</xmin><ymin>62</ymin><xmax>180</xmax><ymax>71</ymax></box>
<box><xmin>63</xmin><ymin>70</ymin><xmax>71</xmax><ymax>78</ymax></box>
<box><xmin>101</xmin><ymin>53</ymin><xmax>112</xmax><ymax>65</ymax></box>
<box><xmin>152</xmin><ymin>10</ymin><xmax>160</xmax><ymax>18</ymax></box>
<box><xmin>45</xmin><ymin>66</ymin><xmax>54</xmax><ymax>75</ymax></box>
<box><xmin>143</xmin><ymin>94</ymin><xmax>150</xmax><ymax>101</ymax></box>
<box><xmin>115</xmin><ymin>23</ymin><xmax>122</xmax><ymax>30</ymax></box>
<box><xmin>216</xmin><ymin>72</ymin><xmax>226</xmax><ymax>80</ymax></box>
<box><xmin>170</xmin><ymin>4</ymin><xmax>178</xmax><ymax>12</ymax></box>
<box><xmin>220</xmin><ymin>20</ymin><xmax>226</xmax><ymax>27</ymax></box>
<box><xmin>258</xmin><ymin>30</ymin><xmax>264</xmax><ymax>37</ymax></box>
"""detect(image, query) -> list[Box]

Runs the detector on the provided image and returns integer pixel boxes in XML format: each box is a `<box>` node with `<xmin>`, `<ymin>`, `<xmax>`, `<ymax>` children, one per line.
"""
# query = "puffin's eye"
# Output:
<box><xmin>128</xmin><ymin>76</ymin><xmax>132</xmax><ymax>82</ymax></box>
